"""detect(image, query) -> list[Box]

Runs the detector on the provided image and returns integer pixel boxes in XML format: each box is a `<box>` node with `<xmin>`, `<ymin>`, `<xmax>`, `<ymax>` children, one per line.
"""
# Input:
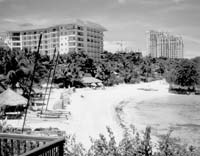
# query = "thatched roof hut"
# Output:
<box><xmin>81</xmin><ymin>76</ymin><xmax>103</xmax><ymax>88</ymax></box>
<box><xmin>81</xmin><ymin>76</ymin><xmax>102</xmax><ymax>84</ymax></box>
<box><xmin>0</xmin><ymin>88</ymin><xmax>27</xmax><ymax>107</ymax></box>
<box><xmin>0</xmin><ymin>89</ymin><xmax>27</xmax><ymax>118</ymax></box>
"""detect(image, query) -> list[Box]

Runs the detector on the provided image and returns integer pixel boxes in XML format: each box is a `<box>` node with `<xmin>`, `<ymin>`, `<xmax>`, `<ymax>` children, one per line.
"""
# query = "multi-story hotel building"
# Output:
<box><xmin>146</xmin><ymin>30</ymin><xmax>184</xmax><ymax>58</ymax></box>
<box><xmin>3</xmin><ymin>20</ymin><xmax>106</xmax><ymax>61</ymax></box>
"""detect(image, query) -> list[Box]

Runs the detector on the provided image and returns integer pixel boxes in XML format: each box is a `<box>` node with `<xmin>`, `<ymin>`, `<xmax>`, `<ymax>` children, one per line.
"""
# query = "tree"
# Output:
<box><xmin>0</xmin><ymin>49</ymin><xmax>49</xmax><ymax>96</ymax></box>
<box><xmin>166</xmin><ymin>59</ymin><xmax>200</xmax><ymax>87</ymax></box>
<box><xmin>55</xmin><ymin>51</ymin><xmax>97</xmax><ymax>87</ymax></box>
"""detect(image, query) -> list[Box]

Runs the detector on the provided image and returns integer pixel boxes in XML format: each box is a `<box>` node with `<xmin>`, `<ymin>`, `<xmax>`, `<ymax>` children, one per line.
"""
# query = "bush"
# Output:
<box><xmin>64</xmin><ymin>125</ymin><xmax>200</xmax><ymax>156</ymax></box>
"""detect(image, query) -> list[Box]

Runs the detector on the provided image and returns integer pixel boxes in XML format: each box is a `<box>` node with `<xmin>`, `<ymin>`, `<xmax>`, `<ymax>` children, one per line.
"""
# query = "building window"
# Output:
<box><xmin>78</xmin><ymin>37</ymin><xmax>84</xmax><ymax>41</ymax></box>
<box><xmin>69</xmin><ymin>42</ymin><xmax>76</xmax><ymax>46</ymax></box>
<box><xmin>12</xmin><ymin>32</ymin><xmax>20</xmax><ymax>36</ymax></box>
<box><xmin>77</xmin><ymin>32</ymin><xmax>83</xmax><ymax>36</ymax></box>
<box><xmin>12</xmin><ymin>37</ymin><xmax>20</xmax><ymax>41</ymax></box>
<box><xmin>69</xmin><ymin>48</ymin><xmax>76</xmax><ymax>52</ymax></box>
<box><xmin>77</xmin><ymin>26</ymin><xmax>84</xmax><ymax>31</ymax></box>
<box><xmin>13</xmin><ymin>42</ymin><xmax>20</xmax><ymax>46</ymax></box>
<box><xmin>78</xmin><ymin>43</ymin><xmax>84</xmax><ymax>47</ymax></box>
<box><xmin>69</xmin><ymin>36</ymin><xmax>76</xmax><ymax>41</ymax></box>
<box><xmin>68</xmin><ymin>31</ymin><xmax>75</xmax><ymax>35</ymax></box>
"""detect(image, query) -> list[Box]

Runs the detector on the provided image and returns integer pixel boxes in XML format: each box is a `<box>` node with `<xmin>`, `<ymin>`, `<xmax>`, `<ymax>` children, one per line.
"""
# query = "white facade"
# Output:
<box><xmin>4</xmin><ymin>20</ymin><xmax>106</xmax><ymax>61</ymax></box>
<box><xmin>146</xmin><ymin>30</ymin><xmax>184</xmax><ymax>58</ymax></box>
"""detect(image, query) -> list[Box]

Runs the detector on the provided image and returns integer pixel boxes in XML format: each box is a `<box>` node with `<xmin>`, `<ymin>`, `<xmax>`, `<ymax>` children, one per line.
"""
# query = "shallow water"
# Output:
<box><xmin>125</xmin><ymin>94</ymin><xmax>200</xmax><ymax>146</ymax></box>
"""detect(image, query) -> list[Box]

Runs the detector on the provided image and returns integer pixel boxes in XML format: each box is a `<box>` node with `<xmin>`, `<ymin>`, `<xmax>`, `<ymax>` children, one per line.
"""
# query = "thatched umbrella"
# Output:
<box><xmin>81</xmin><ymin>76</ymin><xmax>102</xmax><ymax>84</ymax></box>
<box><xmin>0</xmin><ymin>89</ymin><xmax>28</xmax><ymax>118</ymax></box>
<box><xmin>0</xmin><ymin>88</ymin><xmax>27</xmax><ymax>109</ymax></box>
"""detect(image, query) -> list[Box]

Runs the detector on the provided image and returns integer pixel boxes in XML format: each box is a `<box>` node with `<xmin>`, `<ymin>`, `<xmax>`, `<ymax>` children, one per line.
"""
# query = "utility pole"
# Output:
<box><xmin>22</xmin><ymin>33</ymin><xmax>42</xmax><ymax>133</ymax></box>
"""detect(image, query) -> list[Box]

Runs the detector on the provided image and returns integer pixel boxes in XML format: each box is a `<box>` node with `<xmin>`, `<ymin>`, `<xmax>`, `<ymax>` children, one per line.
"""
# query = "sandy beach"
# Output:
<box><xmin>7</xmin><ymin>80</ymin><xmax>200</xmax><ymax>148</ymax></box>
<box><xmin>66</xmin><ymin>80</ymin><xmax>169</xmax><ymax>146</ymax></box>
<box><xmin>6</xmin><ymin>80</ymin><xmax>168</xmax><ymax>145</ymax></box>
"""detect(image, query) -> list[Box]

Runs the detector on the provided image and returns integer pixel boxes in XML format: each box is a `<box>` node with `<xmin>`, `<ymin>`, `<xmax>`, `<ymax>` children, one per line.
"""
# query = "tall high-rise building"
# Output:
<box><xmin>146</xmin><ymin>30</ymin><xmax>184</xmax><ymax>58</ymax></box>
<box><xmin>3</xmin><ymin>19</ymin><xmax>106</xmax><ymax>61</ymax></box>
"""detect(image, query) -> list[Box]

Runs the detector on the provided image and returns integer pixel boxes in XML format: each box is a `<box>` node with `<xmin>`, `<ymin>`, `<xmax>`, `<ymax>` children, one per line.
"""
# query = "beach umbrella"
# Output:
<box><xmin>81</xmin><ymin>76</ymin><xmax>102</xmax><ymax>84</ymax></box>
<box><xmin>0</xmin><ymin>88</ymin><xmax>27</xmax><ymax>107</ymax></box>
<box><xmin>91</xmin><ymin>83</ymin><xmax>96</xmax><ymax>87</ymax></box>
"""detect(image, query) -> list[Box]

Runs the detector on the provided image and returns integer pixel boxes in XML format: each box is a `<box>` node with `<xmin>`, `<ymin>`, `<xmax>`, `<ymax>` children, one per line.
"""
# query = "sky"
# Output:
<box><xmin>0</xmin><ymin>0</ymin><xmax>199</xmax><ymax>58</ymax></box>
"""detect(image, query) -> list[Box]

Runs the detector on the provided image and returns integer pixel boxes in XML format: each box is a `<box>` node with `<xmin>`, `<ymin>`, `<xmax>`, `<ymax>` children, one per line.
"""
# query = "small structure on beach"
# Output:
<box><xmin>81</xmin><ymin>76</ymin><xmax>103</xmax><ymax>88</ymax></box>
<box><xmin>0</xmin><ymin>88</ymin><xmax>27</xmax><ymax>119</ymax></box>
<box><xmin>169</xmin><ymin>84</ymin><xmax>196</xmax><ymax>95</ymax></box>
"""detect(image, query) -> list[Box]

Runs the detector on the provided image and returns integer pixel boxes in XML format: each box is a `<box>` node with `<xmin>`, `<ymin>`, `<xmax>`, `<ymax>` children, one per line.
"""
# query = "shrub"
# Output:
<box><xmin>64</xmin><ymin>125</ymin><xmax>200</xmax><ymax>156</ymax></box>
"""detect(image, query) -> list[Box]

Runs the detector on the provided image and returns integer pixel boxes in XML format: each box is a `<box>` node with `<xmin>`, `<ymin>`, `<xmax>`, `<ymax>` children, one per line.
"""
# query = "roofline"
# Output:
<box><xmin>147</xmin><ymin>30</ymin><xmax>183</xmax><ymax>38</ymax></box>
<box><xmin>6</xmin><ymin>19</ymin><xmax>107</xmax><ymax>33</ymax></box>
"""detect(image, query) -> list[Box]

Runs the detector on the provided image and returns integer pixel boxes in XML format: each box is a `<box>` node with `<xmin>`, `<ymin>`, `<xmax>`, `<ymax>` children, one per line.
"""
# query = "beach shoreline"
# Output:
<box><xmin>7</xmin><ymin>80</ymin><xmax>200</xmax><ymax>148</ymax></box>
<box><xmin>6</xmin><ymin>80</ymin><xmax>169</xmax><ymax>146</ymax></box>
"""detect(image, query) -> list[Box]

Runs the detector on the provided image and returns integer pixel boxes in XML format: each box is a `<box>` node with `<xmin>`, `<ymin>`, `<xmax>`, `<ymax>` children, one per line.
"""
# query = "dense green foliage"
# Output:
<box><xmin>55</xmin><ymin>51</ymin><xmax>170</xmax><ymax>87</ymax></box>
<box><xmin>57</xmin><ymin>51</ymin><xmax>200</xmax><ymax>88</ymax></box>
<box><xmin>0</xmin><ymin>48</ymin><xmax>49</xmax><ymax>96</ymax></box>
<box><xmin>165</xmin><ymin>59</ymin><xmax>200</xmax><ymax>88</ymax></box>
<box><xmin>55</xmin><ymin>52</ymin><xmax>96</xmax><ymax>87</ymax></box>
<box><xmin>0</xmin><ymin>48</ymin><xmax>200</xmax><ymax>90</ymax></box>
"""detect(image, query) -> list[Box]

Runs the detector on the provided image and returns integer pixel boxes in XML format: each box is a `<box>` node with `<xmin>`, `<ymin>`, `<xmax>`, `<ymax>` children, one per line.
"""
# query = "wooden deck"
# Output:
<box><xmin>0</xmin><ymin>133</ymin><xmax>65</xmax><ymax>156</ymax></box>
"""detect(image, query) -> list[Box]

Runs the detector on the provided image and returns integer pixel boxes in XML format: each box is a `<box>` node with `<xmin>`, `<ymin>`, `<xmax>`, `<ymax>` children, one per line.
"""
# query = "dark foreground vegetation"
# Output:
<box><xmin>65</xmin><ymin>126</ymin><xmax>200</xmax><ymax>156</ymax></box>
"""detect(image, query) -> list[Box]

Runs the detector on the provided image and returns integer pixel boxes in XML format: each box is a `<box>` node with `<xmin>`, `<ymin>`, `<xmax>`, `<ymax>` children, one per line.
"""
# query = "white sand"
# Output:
<box><xmin>7</xmin><ymin>80</ymin><xmax>170</xmax><ymax>148</ymax></box>
<box><xmin>65</xmin><ymin>80</ymin><xmax>169</xmax><ymax>147</ymax></box>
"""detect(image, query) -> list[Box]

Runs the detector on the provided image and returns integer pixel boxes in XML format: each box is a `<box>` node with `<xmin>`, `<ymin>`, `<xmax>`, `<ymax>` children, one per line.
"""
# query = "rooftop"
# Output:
<box><xmin>7</xmin><ymin>19</ymin><xmax>107</xmax><ymax>33</ymax></box>
<box><xmin>82</xmin><ymin>76</ymin><xmax>102</xmax><ymax>84</ymax></box>
<box><xmin>147</xmin><ymin>30</ymin><xmax>183</xmax><ymax>39</ymax></box>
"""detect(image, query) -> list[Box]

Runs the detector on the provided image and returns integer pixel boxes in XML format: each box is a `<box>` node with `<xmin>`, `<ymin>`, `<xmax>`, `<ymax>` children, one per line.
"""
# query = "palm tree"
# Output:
<box><xmin>0</xmin><ymin>49</ymin><xmax>48</xmax><ymax>96</ymax></box>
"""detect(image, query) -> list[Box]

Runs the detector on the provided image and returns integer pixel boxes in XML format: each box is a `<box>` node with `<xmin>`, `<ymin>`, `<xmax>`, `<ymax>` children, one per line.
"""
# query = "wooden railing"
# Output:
<box><xmin>0</xmin><ymin>133</ymin><xmax>65</xmax><ymax>156</ymax></box>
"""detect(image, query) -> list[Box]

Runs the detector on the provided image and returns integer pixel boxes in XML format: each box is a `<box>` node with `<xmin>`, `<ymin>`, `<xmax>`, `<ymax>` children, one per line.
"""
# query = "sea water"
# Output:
<box><xmin>125</xmin><ymin>94</ymin><xmax>200</xmax><ymax>146</ymax></box>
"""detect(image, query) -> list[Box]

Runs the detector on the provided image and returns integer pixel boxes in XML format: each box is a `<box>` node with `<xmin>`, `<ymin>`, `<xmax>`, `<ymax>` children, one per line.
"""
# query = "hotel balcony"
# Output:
<box><xmin>0</xmin><ymin>133</ymin><xmax>65</xmax><ymax>156</ymax></box>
